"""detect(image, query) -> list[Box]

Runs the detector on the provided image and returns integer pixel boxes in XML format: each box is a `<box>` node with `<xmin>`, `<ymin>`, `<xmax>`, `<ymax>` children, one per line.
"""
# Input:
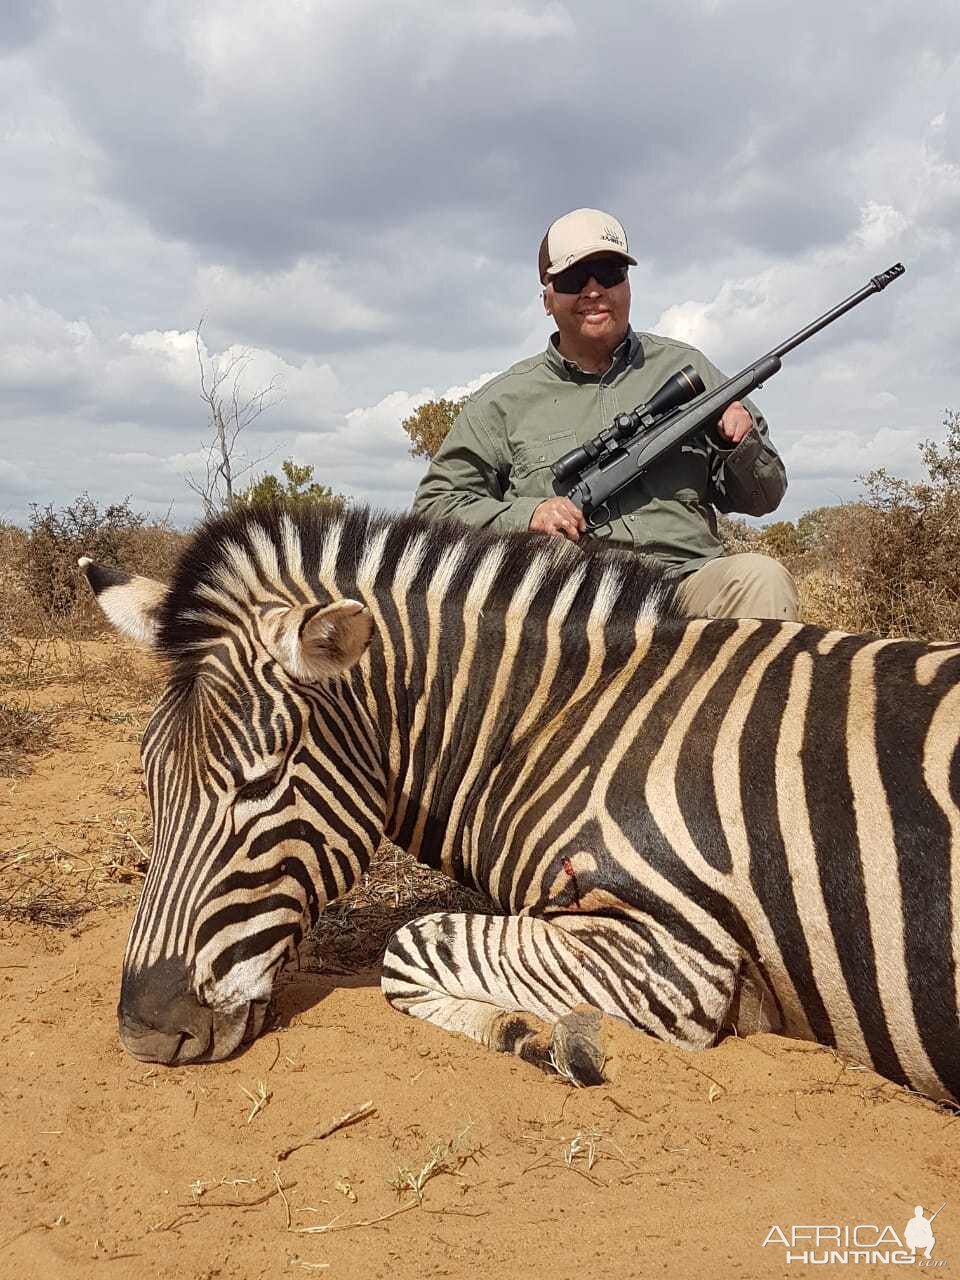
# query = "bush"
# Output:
<box><xmin>0</xmin><ymin>523</ymin><xmax>32</xmax><ymax>644</ymax></box>
<box><xmin>25</xmin><ymin>494</ymin><xmax>147</xmax><ymax>621</ymax></box>
<box><xmin>855</xmin><ymin>413</ymin><xmax>960</xmax><ymax>638</ymax></box>
<box><xmin>752</xmin><ymin>411</ymin><xmax>960</xmax><ymax>639</ymax></box>
<box><xmin>5</xmin><ymin>495</ymin><xmax>187</xmax><ymax>639</ymax></box>
<box><xmin>118</xmin><ymin>523</ymin><xmax>189</xmax><ymax>586</ymax></box>
<box><xmin>717</xmin><ymin>514</ymin><xmax>761</xmax><ymax>557</ymax></box>
<box><xmin>236</xmin><ymin>460</ymin><xmax>346</xmax><ymax>515</ymax></box>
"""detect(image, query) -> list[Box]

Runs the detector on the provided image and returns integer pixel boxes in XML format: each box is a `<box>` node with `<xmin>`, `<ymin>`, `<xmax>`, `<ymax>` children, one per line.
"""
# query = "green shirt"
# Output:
<box><xmin>411</xmin><ymin>327</ymin><xmax>787</xmax><ymax>575</ymax></box>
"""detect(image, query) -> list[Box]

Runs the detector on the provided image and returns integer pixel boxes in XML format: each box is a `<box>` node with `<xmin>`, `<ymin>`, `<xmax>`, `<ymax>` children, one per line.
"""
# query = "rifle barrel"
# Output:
<box><xmin>769</xmin><ymin>263</ymin><xmax>904</xmax><ymax>361</ymax></box>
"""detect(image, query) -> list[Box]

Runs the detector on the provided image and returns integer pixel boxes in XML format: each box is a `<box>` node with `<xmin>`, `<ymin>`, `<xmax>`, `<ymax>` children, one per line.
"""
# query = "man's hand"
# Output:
<box><xmin>717</xmin><ymin>401</ymin><xmax>753</xmax><ymax>445</ymax></box>
<box><xmin>530</xmin><ymin>496</ymin><xmax>587</xmax><ymax>542</ymax></box>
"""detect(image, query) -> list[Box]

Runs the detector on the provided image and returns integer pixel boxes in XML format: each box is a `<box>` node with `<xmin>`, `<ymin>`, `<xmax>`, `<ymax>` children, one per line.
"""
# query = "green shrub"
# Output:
<box><xmin>236</xmin><ymin>460</ymin><xmax>346</xmax><ymax>514</ymax></box>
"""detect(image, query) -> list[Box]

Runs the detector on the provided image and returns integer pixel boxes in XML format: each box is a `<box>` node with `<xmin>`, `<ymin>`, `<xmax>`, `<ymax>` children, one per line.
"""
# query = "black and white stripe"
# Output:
<box><xmin>86</xmin><ymin>505</ymin><xmax>960</xmax><ymax>1098</ymax></box>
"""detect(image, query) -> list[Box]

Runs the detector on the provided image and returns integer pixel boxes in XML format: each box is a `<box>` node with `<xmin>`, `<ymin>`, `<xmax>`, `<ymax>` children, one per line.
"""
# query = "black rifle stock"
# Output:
<box><xmin>552</xmin><ymin>263</ymin><xmax>906</xmax><ymax>530</ymax></box>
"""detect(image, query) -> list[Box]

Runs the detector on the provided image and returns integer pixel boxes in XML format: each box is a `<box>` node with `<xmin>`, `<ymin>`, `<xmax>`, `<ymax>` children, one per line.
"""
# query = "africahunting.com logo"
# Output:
<box><xmin>762</xmin><ymin>1203</ymin><xmax>946</xmax><ymax>1266</ymax></box>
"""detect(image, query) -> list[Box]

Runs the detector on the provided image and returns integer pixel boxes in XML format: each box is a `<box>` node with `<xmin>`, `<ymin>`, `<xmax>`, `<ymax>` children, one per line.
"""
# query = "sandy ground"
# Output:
<box><xmin>1</xmin><ymin>641</ymin><xmax>958</xmax><ymax>1279</ymax></box>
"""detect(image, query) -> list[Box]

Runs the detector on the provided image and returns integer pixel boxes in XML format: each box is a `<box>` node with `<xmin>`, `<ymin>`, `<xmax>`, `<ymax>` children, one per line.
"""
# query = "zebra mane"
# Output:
<box><xmin>156</xmin><ymin>503</ymin><xmax>680</xmax><ymax>668</ymax></box>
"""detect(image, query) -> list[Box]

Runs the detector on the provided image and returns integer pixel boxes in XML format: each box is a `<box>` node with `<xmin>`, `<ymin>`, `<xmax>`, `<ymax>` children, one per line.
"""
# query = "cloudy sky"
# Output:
<box><xmin>1</xmin><ymin>0</ymin><xmax>958</xmax><ymax>528</ymax></box>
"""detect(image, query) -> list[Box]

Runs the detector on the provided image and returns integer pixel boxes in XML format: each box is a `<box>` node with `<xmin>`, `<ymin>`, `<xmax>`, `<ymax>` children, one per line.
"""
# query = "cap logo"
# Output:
<box><xmin>600</xmin><ymin>224</ymin><xmax>625</xmax><ymax>246</ymax></box>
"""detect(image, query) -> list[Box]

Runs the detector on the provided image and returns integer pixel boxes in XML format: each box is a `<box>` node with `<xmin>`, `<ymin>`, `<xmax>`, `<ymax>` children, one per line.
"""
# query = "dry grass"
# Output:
<box><xmin>0</xmin><ymin>698</ymin><xmax>58</xmax><ymax>777</ymax></box>
<box><xmin>0</xmin><ymin>633</ymin><xmax>155</xmax><ymax>931</ymax></box>
<box><xmin>306</xmin><ymin>843</ymin><xmax>496</xmax><ymax>973</ymax></box>
<box><xmin>796</xmin><ymin>568</ymin><xmax>876</xmax><ymax>634</ymax></box>
<box><xmin>0</xmin><ymin>633</ymin><xmax>165</xmax><ymax>707</ymax></box>
<box><xmin>521</xmin><ymin>1124</ymin><xmax>638</xmax><ymax>1188</ymax></box>
<box><xmin>0</xmin><ymin>857</ymin><xmax>93</xmax><ymax>929</ymax></box>
<box><xmin>0</xmin><ymin>805</ymin><xmax>150</xmax><ymax>929</ymax></box>
<box><xmin>62</xmin><ymin>638</ymin><xmax>166</xmax><ymax>722</ymax></box>
<box><xmin>390</xmin><ymin>1123</ymin><xmax>481</xmax><ymax>1203</ymax></box>
<box><xmin>240</xmin><ymin>1080</ymin><xmax>272</xmax><ymax>1124</ymax></box>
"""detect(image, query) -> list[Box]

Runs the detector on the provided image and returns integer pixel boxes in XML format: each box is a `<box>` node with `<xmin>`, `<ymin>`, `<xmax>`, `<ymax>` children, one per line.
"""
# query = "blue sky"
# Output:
<box><xmin>1</xmin><ymin>0</ymin><xmax>958</xmax><ymax>526</ymax></box>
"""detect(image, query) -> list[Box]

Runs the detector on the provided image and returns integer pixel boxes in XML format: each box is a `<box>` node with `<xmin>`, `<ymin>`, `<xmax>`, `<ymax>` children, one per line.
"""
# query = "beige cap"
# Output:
<box><xmin>538</xmin><ymin>208</ymin><xmax>637</xmax><ymax>283</ymax></box>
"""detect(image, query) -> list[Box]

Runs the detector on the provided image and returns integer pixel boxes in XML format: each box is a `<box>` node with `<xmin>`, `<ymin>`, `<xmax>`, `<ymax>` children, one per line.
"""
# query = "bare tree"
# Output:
<box><xmin>187</xmin><ymin>320</ymin><xmax>284</xmax><ymax>515</ymax></box>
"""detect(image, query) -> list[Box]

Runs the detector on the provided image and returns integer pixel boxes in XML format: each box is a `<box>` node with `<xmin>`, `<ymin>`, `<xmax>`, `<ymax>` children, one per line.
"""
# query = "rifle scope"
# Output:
<box><xmin>550</xmin><ymin>364</ymin><xmax>705</xmax><ymax>486</ymax></box>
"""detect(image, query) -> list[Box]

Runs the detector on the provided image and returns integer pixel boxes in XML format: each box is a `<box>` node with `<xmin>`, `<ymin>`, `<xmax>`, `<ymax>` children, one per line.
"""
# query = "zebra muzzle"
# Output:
<box><xmin>117</xmin><ymin>958</ymin><xmax>268</xmax><ymax>1064</ymax></box>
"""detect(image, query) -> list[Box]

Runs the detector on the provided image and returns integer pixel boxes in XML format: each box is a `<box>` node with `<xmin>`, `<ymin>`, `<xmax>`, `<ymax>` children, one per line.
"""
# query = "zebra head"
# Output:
<box><xmin>80</xmin><ymin>514</ymin><xmax>386</xmax><ymax>1065</ymax></box>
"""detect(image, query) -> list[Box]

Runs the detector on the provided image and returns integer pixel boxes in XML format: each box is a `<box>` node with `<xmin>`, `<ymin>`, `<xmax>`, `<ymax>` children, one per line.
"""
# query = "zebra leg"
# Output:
<box><xmin>381</xmin><ymin>911</ymin><xmax>737</xmax><ymax>1085</ymax></box>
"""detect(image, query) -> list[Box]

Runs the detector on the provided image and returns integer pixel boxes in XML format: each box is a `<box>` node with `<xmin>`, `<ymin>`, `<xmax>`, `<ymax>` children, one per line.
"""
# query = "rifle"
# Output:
<box><xmin>551</xmin><ymin>264</ymin><xmax>906</xmax><ymax>530</ymax></box>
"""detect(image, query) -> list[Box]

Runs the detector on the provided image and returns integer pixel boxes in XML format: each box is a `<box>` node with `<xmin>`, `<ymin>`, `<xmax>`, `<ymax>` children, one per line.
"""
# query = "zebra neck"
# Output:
<box><xmin>303</xmin><ymin>513</ymin><xmax>668</xmax><ymax>884</ymax></box>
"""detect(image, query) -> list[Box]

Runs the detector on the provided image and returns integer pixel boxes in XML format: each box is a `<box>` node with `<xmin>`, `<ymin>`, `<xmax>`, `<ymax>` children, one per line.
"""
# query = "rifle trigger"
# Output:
<box><xmin>587</xmin><ymin>504</ymin><xmax>614</xmax><ymax>536</ymax></box>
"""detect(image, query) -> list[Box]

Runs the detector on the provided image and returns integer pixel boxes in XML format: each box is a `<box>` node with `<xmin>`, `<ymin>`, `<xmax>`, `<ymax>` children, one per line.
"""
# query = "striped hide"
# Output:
<box><xmin>81</xmin><ymin>505</ymin><xmax>960</xmax><ymax>1101</ymax></box>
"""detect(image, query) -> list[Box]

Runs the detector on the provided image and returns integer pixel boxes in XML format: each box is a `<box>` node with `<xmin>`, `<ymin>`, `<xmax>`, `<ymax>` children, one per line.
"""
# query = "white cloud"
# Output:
<box><xmin>651</xmin><ymin>201</ymin><xmax>922</xmax><ymax>369</ymax></box>
<box><xmin>290</xmin><ymin>373</ymin><xmax>497</xmax><ymax>508</ymax></box>
<box><xmin>783</xmin><ymin>426</ymin><xmax>925</xmax><ymax>484</ymax></box>
<box><xmin>0</xmin><ymin>458</ymin><xmax>32</xmax><ymax>496</ymax></box>
<box><xmin>194</xmin><ymin>260</ymin><xmax>390</xmax><ymax>343</ymax></box>
<box><xmin>0</xmin><ymin>0</ymin><xmax>957</xmax><ymax>535</ymax></box>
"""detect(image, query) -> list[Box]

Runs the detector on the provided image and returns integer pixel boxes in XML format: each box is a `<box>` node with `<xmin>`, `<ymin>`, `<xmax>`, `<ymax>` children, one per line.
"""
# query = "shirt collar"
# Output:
<box><xmin>545</xmin><ymin>326</ymin><xmax>641</xmax><ymax>380</ymax></box>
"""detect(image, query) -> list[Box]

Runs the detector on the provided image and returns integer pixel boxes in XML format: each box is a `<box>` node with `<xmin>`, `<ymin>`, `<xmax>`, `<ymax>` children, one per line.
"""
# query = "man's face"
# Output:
<box><xmin>543</xmin><ymin>254</ymin><xmax>631</xmax><ymax>351</ymax></box>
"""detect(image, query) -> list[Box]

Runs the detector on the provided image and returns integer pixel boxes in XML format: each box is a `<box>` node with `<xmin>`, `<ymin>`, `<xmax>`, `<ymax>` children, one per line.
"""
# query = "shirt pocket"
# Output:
<box><xmin>511</xmin><ymin>432</ymin><xmax>578</xmax><ymax>498</ymax></box>
<box><xmin>670</xmin><ymin>441</ymin><xmax>710</xmax><ymax>498</ymax></box>
<box><xmin>673</xmin><ymin>486</ymin><xmax>720</xmax><ymax>539</ymax></box>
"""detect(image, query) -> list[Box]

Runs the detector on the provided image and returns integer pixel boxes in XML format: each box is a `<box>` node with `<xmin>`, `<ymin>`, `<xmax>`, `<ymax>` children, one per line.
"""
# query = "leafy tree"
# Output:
<box><xmin>758</xmin><ymin>520</ymin><xmax>803</xmax><ymax>561</ymax></box>
<box><xmin>237</xmin><ymin>459</ymin><xmax>346</xmax><ymax>514</ymax></box>
<box><xmin>400</xmin><ymin>397</ymin><xmax>466</xmax><ymax>460</ymax></box>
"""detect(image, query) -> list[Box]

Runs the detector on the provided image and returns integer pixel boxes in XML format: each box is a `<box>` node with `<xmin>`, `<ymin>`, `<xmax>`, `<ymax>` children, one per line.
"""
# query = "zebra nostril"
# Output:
<box><xmin>117</xmin><ymin>997</ymin><xmax>214</xmax><ymax>1064</ymax></box>
<box><xmin>118</xmin><ymin>1019</ymin><xmax>211</xmax><ymax>1065</ymax></box>
<box><xmin>118</xmin><ymin>956</ymin><xmax>214</xmax><ymax>1061</ymax></box>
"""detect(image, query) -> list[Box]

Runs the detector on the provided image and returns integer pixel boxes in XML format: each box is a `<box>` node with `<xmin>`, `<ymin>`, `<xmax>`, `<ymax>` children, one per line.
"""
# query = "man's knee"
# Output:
<box><xmin>732</xmin><ymin>553</ymin><xmax>798</xmax><ymax>621</ymax></box>
<box><xmin>678</xmin><ymin>553</ymin><xmax>799</xmax><ymax>621</ymax></box>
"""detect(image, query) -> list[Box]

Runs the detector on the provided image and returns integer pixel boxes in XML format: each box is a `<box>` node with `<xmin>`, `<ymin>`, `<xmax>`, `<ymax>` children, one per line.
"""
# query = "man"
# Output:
<box><xmin>412</xmin><ymin>208</ymin><xmax>798</xmax><ymax>620</ymax></box>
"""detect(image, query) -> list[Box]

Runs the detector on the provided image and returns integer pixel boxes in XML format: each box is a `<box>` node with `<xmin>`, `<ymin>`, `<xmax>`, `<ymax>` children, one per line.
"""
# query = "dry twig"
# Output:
<box><xmin>277</xmin><ymin>1101</ymin><xmax>375</xmax><ymax>1161</ymax></box>
<box><xmin>240</xmin><ymin>1080</ymin><xmax>272</xmax><ymax>1124</ymax></box>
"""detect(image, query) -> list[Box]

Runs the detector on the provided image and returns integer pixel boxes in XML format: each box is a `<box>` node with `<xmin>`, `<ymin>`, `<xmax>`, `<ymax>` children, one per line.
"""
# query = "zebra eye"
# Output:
<box><xmin>235</xmin><ymin>768</ymin><xmax>285</xmax><ymax>804</ymax></box>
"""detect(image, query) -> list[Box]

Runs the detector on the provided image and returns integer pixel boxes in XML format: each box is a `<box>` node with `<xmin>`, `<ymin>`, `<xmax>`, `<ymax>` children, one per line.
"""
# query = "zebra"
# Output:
<box><xmin>81</xmin><ymin>504</ymin><xmax>960</xmax><ymax>1102</ymax></box>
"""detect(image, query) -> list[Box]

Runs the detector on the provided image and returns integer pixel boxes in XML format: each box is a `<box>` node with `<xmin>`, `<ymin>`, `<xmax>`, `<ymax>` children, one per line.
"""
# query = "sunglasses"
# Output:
<box><xmin>550</xmin><ymin>258</ymin><xmax>629</xmax><ymax>295</ymax></box>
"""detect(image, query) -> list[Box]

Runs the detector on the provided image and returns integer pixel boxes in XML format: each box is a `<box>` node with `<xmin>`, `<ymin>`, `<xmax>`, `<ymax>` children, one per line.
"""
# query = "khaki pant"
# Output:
<box><xmin>675</xmin><ymin>553</ymin><xmax>798</xmax><ymax>621</ymax></box>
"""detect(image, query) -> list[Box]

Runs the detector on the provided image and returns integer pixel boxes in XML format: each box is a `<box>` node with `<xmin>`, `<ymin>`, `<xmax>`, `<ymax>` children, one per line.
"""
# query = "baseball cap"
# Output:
<box><xmin>538</xmin><ymin>208</ymin><xmax>637</xmax><ymax>283</ymax></box>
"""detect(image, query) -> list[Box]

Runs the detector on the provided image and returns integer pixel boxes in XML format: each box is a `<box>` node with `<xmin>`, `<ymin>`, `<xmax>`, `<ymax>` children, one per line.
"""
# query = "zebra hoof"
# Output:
<box><xmin>550</xmin><ymin>1004</ymin><xmax>605</xmax><ymax>1086</ymax></box>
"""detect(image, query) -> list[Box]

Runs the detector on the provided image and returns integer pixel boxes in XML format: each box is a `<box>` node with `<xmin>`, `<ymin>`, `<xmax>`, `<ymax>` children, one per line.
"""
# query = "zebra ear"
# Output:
<box><xmin>262</xmin><ymin>599</ymin><xmax>373</xmax><ymax>683</ymax></box>
<box><xmin>78</xmin><ymin>558</ymin><xmax>169</xmax><ymax>648</ymax></box>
